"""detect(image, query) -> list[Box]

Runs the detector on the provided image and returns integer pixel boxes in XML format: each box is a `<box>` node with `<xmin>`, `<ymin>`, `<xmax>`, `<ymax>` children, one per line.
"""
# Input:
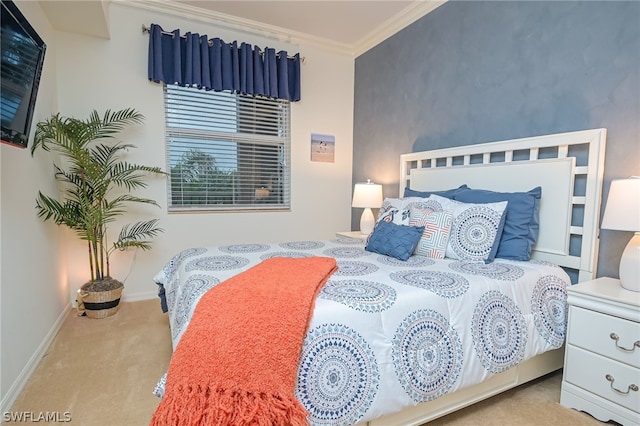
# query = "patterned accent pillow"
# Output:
<box><xmin>409</xmin><ymin>208</ymin><xmax>453</xmax><ymax>259</ymax></box>
<box><xmin>376</xmin><ymin>197</ymin><xmax>433</xmax><ymax>225</ymax></box>
<box><xmin>427</xmin><ymin>194</ymin><xmax>508</xmax><ymax>262</ymax></box>
<box><xmin>365</xmin><ymin>221</ymin><xmax>425</xmax><ymax>261</ymax></box>
<box><xmin>453</xmin><ymin>186</ymin><xmax>541</xmax><ymax>261</ymax></box>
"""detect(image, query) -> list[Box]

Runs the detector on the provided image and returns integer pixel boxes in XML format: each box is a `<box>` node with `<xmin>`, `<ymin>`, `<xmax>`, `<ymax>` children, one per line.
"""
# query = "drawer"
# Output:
<box><xmin>568</xmin><ymin>306</ymin><xmax>640</xmax><ymax>367</ymax></box>
<box><xmin>565</xmin><ymin>345</ymin><xmax>640</xmax><ymax>413</ymax></box>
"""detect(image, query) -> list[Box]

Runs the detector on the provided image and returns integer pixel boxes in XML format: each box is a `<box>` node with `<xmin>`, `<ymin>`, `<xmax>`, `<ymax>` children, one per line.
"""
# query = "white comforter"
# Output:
<box><xmin>153</xmin><ymin>237</ymin><xmax>569</xmax><ymax>425</ymax></box>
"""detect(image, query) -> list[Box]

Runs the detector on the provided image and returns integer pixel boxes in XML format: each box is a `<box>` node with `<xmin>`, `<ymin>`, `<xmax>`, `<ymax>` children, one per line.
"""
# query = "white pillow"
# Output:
<box><xmin>427</xmin><ymin>194</ymin><xmax>508</xmax><ymax>262</ymax></box>
<box><xmin>409</xmin><ymin>207</ymin><xmax>453</xmax><ymax>259</ymax></box>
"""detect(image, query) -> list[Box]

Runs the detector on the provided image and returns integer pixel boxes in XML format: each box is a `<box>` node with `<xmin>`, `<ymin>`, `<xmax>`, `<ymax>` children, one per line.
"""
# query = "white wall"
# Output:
<box><xmin>1</xmin><ymin>0</ymin><xmax>355</xmax><ymax>411</ymax></box>
<box><xmin>0</xmin><ymin>0</ymin><xmax>68</xmax><ymax>411</ymax></box>
<box><xmin>53</xmin><ymin>3</ymin><xmax>355</xmax><ymax>302</ymax></box>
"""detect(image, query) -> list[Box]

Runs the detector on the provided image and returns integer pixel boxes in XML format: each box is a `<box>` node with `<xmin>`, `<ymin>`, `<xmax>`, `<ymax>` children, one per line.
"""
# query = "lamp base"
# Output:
<box><xmin>360</xmin><ymin>208</ymin><xmax>375</xmax><ymax>235</ymax></box>
<box><xmin>619</xmin><ymin>233</ymin><xmax>640</xmax><ymax>292</ymax></box>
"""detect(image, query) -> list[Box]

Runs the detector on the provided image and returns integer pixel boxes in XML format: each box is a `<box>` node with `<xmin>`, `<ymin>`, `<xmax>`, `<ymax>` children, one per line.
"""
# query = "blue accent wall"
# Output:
<box><xmin>353</xmin><ymin>1</ymin><xmax>639</xmax><ymax>279</ymax></box>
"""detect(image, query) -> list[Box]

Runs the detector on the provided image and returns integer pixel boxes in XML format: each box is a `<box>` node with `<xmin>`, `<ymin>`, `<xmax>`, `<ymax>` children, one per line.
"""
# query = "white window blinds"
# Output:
<box><xmin>164</xmin><ymin>85</ymin><xmax>291</xmax><ymax>211</ymax></box>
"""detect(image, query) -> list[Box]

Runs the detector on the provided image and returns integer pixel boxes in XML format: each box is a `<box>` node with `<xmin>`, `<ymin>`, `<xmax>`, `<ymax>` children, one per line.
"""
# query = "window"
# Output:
<box><xmin>164</xmin><ymin>85</ymin><xmax>291</xmax><ymax>211</ymax></box>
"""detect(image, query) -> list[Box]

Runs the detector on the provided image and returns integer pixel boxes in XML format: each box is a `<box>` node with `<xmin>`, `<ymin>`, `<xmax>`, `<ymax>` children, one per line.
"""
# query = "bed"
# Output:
<box><xmin>152</xmin><ymin>128</ymin><xmax>607</xmax><ymax>425</ymax></box>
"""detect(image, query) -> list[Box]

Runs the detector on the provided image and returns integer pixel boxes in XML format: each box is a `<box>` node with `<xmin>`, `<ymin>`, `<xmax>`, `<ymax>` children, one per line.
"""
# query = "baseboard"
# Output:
<box><xmin>0</xmin><ymin>302</ymin><xmax>72</xmax><ymax>419</ymax></box>
<box><xmin>121</xmin><ymin>290</ymin><xmax>159</xmax><ymax>302</ymax></box>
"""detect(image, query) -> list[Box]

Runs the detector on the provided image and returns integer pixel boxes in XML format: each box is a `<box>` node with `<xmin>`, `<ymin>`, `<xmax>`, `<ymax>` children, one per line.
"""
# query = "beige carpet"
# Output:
<box><xmin>10</xmin><ymin>300</ymin><xmax>609</xmax><ymax>425</ymax></box>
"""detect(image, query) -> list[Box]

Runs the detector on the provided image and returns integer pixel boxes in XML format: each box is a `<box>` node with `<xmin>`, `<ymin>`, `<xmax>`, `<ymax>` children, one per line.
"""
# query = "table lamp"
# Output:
<box><xmin>601</xmin><ymin>176</ymin><xmax>640</xmax><ymax>292</ymax></box>
<box><xmin>352</xmin><ymin>180</ymin><xmax>383</xmax><ymax>235</ymax></box>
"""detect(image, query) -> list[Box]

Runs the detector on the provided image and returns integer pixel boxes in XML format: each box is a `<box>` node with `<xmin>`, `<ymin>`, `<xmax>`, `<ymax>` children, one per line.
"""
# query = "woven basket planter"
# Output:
<box><xmin>77</xmin><ymin>279</ymin><xmax>124</xmax><ymax>319</ymax></box>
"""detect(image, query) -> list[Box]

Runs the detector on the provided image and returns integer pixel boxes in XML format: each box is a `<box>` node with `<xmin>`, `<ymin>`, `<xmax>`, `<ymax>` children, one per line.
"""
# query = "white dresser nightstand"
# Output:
<box><xmin>335</xmin><ymin>231</ymin><xmax>368</xmax><ymax>241</ymax></box>
<box><xmin>560</xmin><ymin>277</ymin><xmax>640</xmax><ymax>425</ymax></box>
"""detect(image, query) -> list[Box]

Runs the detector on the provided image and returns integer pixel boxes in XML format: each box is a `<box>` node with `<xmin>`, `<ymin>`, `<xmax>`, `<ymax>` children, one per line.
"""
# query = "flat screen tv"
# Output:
<box><xmin>1</xmin><ymin>0</ymin><xmax>46</xmax><ymax>149</ymax></box>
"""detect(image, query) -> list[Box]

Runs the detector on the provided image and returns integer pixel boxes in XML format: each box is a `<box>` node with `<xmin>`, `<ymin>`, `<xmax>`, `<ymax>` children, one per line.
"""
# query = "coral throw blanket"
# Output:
<box><xmin>150</xmin><ymin>256</ymin><xmax>338</xmax><ymax>426</ymax></box>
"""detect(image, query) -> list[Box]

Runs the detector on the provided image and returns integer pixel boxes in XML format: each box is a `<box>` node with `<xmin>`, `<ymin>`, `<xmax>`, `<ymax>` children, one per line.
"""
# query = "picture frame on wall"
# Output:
<box><xmin>310</xmin><ymin>133</ymin><xmax>335</xmax><ymax>163</ymax></box>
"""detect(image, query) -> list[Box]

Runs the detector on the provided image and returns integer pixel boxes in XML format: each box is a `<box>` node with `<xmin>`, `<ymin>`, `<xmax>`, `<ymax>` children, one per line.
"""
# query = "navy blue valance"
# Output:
<box><xmin>147</xmin><ymin>24</ymin><xmax>301</xmax><ymax>102</ymax></box>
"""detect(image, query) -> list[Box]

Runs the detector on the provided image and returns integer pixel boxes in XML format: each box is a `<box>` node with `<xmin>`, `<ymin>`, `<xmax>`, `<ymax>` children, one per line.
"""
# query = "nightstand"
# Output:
<box><xmin>335</xmin><ymin>231</ymin><xmax>368</xmax><ymax>241</ymax></box>
<box><xmin>560</xmin><ymin>277</ymin><xmax>640</xmax><ymax>425</ymax></box>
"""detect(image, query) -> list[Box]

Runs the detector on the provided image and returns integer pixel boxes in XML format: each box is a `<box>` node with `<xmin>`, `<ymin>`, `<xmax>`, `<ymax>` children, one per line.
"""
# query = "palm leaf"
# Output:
<box><xmin>113</xmin><ymin>219</ymin><xmax>163</xmax><ymax>252</ymax></box>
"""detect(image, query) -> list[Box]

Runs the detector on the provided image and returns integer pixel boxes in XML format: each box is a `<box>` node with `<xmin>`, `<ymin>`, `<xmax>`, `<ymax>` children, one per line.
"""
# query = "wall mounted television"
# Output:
<box><xmin>1</xmin><ymin>0</ymin><xmax>46</xmax><ymax>149</ymax></box>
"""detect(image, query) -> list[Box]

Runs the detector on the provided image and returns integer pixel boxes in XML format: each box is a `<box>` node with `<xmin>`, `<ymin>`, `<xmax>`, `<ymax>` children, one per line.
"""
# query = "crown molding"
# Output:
<box><xmin>115</xmin><ymin>0</ymin><xmax>354</xmax><ymax>55</ymax></box>
<box><xmin>115</xmin><ymin>0</ymin><xmax>444</xmax><ymax>57</ymax></box>
<box><xmin>354</xmin><ymin>0</ymin><xmax>447</xmax><ymax>57</ymax></box>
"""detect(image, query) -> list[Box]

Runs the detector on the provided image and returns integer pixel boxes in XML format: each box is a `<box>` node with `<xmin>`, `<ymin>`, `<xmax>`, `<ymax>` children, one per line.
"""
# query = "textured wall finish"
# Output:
<box><xmin>353</xmin><ymin>1</ymin><xmax>640</xmax><ymax>279</ymax></box>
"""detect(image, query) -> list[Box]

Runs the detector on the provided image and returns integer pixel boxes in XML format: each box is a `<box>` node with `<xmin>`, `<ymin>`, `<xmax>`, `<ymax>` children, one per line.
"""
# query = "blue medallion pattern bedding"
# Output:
<box><xmin>153</xmin><ymin>237</ymin><xmax>569</xmax><ymax>425</ymax></box>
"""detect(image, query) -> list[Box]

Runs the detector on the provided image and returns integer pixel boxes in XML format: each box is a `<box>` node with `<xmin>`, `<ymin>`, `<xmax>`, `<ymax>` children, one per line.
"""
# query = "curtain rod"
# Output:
<box><xmin>141</xmin><ymin>25</ymin><xmax>305</xmax><ymax>63</ymax></box>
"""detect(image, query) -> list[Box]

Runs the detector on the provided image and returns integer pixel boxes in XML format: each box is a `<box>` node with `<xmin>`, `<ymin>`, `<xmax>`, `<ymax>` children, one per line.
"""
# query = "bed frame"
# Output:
<box><xmin>360</xmin><ymin>128</ymin><xmax>607</xmax><ymax>426</ymax></box>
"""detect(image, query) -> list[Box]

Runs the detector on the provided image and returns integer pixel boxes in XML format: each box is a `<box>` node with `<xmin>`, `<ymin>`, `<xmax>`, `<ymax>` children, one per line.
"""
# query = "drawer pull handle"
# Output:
<box><xmin>609</xmin><ymin>333</ymin><xmax>640</xmax><ymax>352</ymax></box>
<box><xmin>605</xmin><ymin>374</ymin><xmax>639</xmax><ymax>395</ymax></box>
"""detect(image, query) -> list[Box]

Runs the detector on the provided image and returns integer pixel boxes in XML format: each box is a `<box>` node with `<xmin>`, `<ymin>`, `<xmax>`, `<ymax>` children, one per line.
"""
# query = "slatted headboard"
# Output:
<box><xmin>400</xmin><ymin>129</ymin><xmax>607</xmax><ymax>283</ymax></box>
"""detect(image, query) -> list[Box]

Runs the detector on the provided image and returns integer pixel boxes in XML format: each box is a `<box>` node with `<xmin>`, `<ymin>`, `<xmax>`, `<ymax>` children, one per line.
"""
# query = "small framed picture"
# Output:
<box><xmin>310</xmin><ymin>133</ymin><xmax>335</xmax><ymax>163</ymax></box>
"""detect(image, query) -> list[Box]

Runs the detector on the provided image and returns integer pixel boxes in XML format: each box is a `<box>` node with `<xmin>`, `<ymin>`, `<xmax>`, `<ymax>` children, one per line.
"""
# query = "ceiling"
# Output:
<box><xmin>40</xmin><ymin>0</ymin><xmax>445</xmax><ymax>55</ymax></box>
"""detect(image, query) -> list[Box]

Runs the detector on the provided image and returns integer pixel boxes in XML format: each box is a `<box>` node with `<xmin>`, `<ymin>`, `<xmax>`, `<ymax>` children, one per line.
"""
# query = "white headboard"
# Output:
<box><xmin>400</xmin><ymin>129</ymin><xmax>607</xmax><ymax>283</ymax></box>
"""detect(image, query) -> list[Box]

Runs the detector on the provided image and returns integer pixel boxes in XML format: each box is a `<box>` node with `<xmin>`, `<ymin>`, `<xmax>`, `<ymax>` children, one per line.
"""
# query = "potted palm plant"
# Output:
<box><xmin>31</xmin><ymin>108</ymin><xmax>165</xmax><ymax>318</ymax></box>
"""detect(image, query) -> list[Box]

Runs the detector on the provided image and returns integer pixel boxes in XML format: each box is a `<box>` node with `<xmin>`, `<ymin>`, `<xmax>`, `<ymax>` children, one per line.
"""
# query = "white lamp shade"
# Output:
<box><xmin>352</xmin><ymin>180</ymin><xmax>383</xmax><ymax>235</ymax></box>
<box><xmin>601</xmin><ymin>177</ymin><xmax>640</xmax><ymax>232</ymax></box>
<box><xmin>352</xmin><ymin>181</ymin><xmax>383</xmax><ymax>208</ymax></box>
<box><xmin>601</xmin><ymin>177</ymin><xmax>640</xmax><ymax>292</ymax></box>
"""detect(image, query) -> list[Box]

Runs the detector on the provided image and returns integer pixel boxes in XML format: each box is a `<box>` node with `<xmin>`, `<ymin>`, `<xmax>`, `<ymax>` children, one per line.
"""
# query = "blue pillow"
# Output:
<box><xmin>404</xmin><ymin>184</ymin><xmax>469</xmax><ymax>199</ymax></box>
<box><xmin>453</xmin><ymin>187</ymin><xmax>541</xmax><ymax>261</ymax></box>
<box><xmin>365</xmin><ymin>221</ymin><xmax>425</xmax><ymax>261</ymax></box>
